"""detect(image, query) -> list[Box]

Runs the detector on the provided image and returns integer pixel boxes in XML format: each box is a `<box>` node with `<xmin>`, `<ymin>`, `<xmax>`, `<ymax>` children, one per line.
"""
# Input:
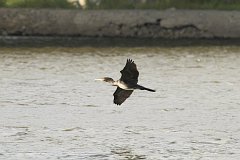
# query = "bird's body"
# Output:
<box><xmin>114</xmin><ymin>80</ymin><xmax>134</xmax><ymax>90</ymax></box>
<box><xmin>95</xmin><ymin>59</ymin><xmax>155</xmax><ymax>105</ymax></box>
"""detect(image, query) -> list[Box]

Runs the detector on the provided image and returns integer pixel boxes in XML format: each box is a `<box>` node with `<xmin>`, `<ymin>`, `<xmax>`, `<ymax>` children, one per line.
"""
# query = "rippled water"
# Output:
<box><xmin>0</xmin><ymin>45</ymin><xmax>240</xmax><ymax>159</ymax></box>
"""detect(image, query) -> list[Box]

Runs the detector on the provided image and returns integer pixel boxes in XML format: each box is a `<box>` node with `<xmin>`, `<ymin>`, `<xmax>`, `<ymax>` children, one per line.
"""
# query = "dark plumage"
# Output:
<box><xmin>120</xmin><ymin>59</ymin><xmax>139</xmax><ymax>85</ymax></box>
<box><xmin>95</xmin><ymin>59</ymin><xmax>155</xmax><ymax>105</ymax></box>
<box><xmin>113</xmin><ymin>87</ymin><xmax>133</xmax><ymax>105</ymax></box>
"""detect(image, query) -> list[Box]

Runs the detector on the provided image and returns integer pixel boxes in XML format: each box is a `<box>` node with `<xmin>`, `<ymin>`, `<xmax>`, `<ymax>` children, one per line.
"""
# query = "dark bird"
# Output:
<box><xmin>95</xmin><ymin>59</ymin><xmax>155</xmax><ymax>105</ymax></box>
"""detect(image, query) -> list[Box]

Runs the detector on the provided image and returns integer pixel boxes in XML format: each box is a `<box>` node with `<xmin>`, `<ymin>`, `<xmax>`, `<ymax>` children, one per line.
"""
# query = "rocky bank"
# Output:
<box><xmin>1</xmin><ymin>8</ymin><xmax>240</xmax><ymax>39</ymax></box>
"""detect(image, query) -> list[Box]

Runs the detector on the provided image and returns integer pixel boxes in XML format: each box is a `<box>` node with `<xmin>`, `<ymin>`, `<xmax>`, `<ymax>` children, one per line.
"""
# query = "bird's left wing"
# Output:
<box><xmin>113</xmin><ymin>87</ymin><xmax>133</xmax><ymax>105</ymax></box>
<box><xmin>120</xmin><ymin>59</ymin><xmax>139</xmax><ymax>84</ymax></box>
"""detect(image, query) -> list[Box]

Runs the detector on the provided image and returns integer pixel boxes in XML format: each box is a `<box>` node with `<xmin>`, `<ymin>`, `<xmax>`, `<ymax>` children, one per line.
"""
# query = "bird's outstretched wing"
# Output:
<box><xmin>120</xmin><ymin>59</ymin><xmax>139</xmax><ymax>84</ymax></box>
<box><xmin>113</xmin><ymin>87</ymin><xmax>133</xmax><ymax>105</ymax></box>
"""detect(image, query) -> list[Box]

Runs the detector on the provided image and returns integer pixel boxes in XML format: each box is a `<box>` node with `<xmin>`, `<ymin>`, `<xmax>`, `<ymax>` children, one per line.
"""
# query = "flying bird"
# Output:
<box><xmin>95</xmin><ymin>59</ymin><xmax>155</xmax><ymax>105</ymax></box>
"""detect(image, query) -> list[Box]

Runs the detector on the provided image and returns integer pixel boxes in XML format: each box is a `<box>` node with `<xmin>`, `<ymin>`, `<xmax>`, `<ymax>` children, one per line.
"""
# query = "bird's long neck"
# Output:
<box><xmin>110</xmin><ymin>80</ymin><xmax>127</xmax><ymax>89</ymax></box>
<box><xmin>112</xmin><ymin>80</ymin><xmax>119</xmax><ymax>86</ymax></box>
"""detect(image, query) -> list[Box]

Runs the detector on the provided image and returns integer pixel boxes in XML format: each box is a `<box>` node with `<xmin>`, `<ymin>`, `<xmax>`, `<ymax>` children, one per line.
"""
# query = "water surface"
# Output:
<box><xmin>0</xmin><ymin>46</ymin><xmax>239</xmax><ymax>159</ymax></box>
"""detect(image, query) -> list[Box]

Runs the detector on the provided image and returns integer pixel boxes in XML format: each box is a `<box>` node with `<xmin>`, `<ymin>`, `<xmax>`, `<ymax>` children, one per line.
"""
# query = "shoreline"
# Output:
<box><xmin>1</xmin><ymin>36</ymin><xmax>240</xmax><ymax>47</ymax></box>
<box><xmin>1</xmin><ymin>8</ymin><xmax>240</xmax><ymax>40</ymax></box>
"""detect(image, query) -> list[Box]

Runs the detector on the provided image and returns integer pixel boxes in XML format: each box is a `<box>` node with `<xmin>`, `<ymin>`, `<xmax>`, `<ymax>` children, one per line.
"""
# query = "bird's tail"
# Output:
<box><xmin>136</xmin><ymin>85</ymin><xmax>156</xmax><ymax>92</ymax></box>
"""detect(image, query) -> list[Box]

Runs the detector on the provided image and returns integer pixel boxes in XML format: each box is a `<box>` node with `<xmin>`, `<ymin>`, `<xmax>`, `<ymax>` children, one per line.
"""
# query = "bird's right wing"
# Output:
<box><xmin>113</xmin><ymin>87</ymin><xmax>133</xmax><ymax>105</ymax></box>
<box><xmin>120</xmin><ymin>59</ymin><xmax>139</xmax><ymax>84</ymax></box>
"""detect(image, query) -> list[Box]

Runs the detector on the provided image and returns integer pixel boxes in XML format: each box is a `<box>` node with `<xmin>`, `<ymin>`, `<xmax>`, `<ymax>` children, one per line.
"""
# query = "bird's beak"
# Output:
<box><xmin>94</xmin><ymin>78</ymin><xmax>104</xmax><ymax>81</ymax></box>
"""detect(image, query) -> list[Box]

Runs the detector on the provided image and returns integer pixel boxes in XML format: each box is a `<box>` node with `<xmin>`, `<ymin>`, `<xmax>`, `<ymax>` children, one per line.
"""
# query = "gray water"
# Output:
<box><xmin>0</xmin><ymin>46</ymin><xmax>239</xmax><ymax>160</ymax></box>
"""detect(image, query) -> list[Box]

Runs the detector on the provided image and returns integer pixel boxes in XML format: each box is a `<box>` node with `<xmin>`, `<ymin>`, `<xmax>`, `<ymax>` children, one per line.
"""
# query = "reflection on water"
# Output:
<box><xmin>0</xmin><ymin>45</ymin><xmax>240</xmax><ymax>159</ymax></box>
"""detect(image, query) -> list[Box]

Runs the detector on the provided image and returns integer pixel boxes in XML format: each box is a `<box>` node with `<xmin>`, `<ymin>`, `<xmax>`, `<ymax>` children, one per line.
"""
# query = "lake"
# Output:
<box><xmin>0</xmin><ymin>44</ymin><xmax>239</xmax><ymax>159</ymax></box>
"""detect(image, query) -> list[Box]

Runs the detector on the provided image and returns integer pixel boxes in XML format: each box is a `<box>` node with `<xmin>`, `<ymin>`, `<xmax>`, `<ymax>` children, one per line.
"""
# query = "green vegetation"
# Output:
<box><xmin>86</xmin><ymin>0</ymin><xmax>240</xmax><ymax>10</ymax></box>
<box><xmin>0</xmin><ymin>0</ymin><xmax>6</xmax><ymax>7</ymax></box>
<box><xmin>1</xmin><ymin>0</ymin><xmax>240</xmax><ymax>10</ymax></box>
<box><xmin>3</xmin><ymin>0</ymin><xmax>74</xmax><ymax>8</ymax></box>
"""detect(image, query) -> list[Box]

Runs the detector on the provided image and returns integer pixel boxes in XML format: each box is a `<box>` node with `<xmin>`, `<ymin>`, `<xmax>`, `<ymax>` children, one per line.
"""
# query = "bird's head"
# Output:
<box><xmin>95</xmin><ymin>77</ymin><xmax>115</xmax><ymax>84</ymax></box>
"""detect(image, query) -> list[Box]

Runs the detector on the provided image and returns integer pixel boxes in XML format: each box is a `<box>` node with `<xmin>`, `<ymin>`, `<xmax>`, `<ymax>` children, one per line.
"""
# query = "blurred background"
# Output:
<box><xmin>0</xmin><ymin>0</ymin><xmax>240</xmax><ymax>10</ymax></box>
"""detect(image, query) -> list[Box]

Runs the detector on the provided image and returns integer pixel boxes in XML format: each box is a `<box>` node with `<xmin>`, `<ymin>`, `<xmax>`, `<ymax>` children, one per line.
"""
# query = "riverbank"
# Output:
<box><xmin>1</xmin><ymin>36</ymin><xmax>240</xmax><ymax>47</ymax></box>
<box><xmin>1</xmin><ymin>8</ymin><xmax>240</xmax><ymax>39</ymax></box>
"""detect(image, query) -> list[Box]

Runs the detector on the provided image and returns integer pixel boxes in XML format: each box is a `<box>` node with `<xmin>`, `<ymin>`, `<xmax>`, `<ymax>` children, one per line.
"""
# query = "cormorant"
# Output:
<box><xmin>95</xmin><ymin>59</ymin><xmax>155</xmax><ymax>105</ymax></box>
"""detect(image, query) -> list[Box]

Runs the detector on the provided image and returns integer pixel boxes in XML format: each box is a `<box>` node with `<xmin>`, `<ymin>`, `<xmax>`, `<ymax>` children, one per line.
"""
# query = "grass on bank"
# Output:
<box><xmin>0</xmin><ymin>0</ymin><xmax>74</xmax><ymax>8</ymax></box>
<box><xmin>1</xmin><ymin>0</ymin><xmax>240</xmax><ymax>10</ymax></box>
<box><xmin>86</xmin><ymin>0</ymin><xmax>240</xmax><ymax>10</ymax></box>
